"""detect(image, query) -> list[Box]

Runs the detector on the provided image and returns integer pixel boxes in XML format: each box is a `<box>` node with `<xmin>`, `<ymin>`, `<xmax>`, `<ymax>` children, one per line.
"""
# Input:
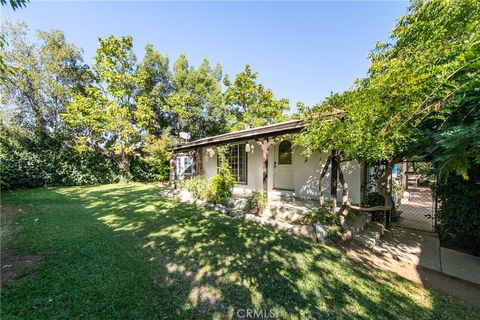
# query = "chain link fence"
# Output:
<box><xmin>392</xmin><ymin>161</ymin><xmax>436</xmax><ymax>232</ymax></box>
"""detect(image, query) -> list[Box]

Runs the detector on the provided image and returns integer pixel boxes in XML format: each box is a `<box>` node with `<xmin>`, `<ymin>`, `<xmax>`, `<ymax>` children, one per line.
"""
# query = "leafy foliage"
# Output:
<box><xmin>165</xmin><ymin>55</ymin><xmax>228</xmax><ymax>139</ymax></box>
<box><xmin>62</xmin><ymin>35</ymin><xmax>149</xmax><ymax>180</ymax></box>
<box><xmin>0</xmin><ymin>0</ymin><xmax>29</xmax><ymax>80</ymax></box>
<box><xmin>0</xmin><ymin>22</ymin><xmax>119</xmax><ymax>189</ymax></box>
<box><xmin>136</xmin><ymin>43</ymin><xmax>172</xmax><ymax>134</ymax></box>
<box><xmin>204</xmin><ymin>161</ymin><xmax>236</xmax><ymax>204</ymax></box>
<box><xmin>224</xmin><ymin>65</ymin><xmax>290</xmax><ymax>131</ymax></box>
<box><xmin>0</xmin><ymin>128</ymin><xmax>118</xmax><ymax>189</ymax></box>
<box><xmin>364</xmin><ymin>192</ymin><xmax>385</xmax><ymax>208</ymax></box>
<box><xmin>434</xmin><ymin>164</ymin><xmax>480</xmax><ymax>252</ymax></box>
<box><xmin>302</xmin><ymin>199</ymin><xmax>339</xmax><ymax>226</ymax></box>
<box><xmin>244</xmin><ymin>190</ymin><xmax>267</xmax><ymax>215</ymax></box>
<box><xmin>0</xmin><ymin>0</ymin><xmax>28</xmax><ymax>10</ymax></box>
<box><xmin>1</xmin><ymin>22</ymin><xmax>89</xmax><ymax>137</ymax></box>
<box><xmin>1</xmin><ymin>21</ymin><xmax>291</xmax><ymax>190</ymax></box>
<box><xmin>297</xmin><ymin>0</ymin><xmax>480</xmax><ymax>179</ymax></box>
<box><xmin>143</xmin><ymin>131</ymin><xmax>174</xmax><ymax>182</ymax></box>
<box><xmin>185</xmin><ymin>176</ymin><xmax>208</xmax><ymax>199</ymax></box>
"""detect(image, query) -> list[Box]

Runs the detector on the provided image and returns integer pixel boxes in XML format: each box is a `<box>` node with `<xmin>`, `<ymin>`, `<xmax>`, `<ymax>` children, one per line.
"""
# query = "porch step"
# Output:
<box><xmin>353</xmin><ymin>222</ymin><xmax>385</xmax><ymax>249</ymax></box>
<box><xmin>268</xmin><ymin>190</ymin><xmax>296</xmax><ymax>203</ymax></box>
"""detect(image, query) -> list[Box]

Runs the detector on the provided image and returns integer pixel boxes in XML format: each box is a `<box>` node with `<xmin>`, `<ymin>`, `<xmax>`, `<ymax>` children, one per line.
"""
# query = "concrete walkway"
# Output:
<box><xmin>348</xmin><ymin>226</ymin><xmax>480</xmax><ymax>308</ymax></box>
<box><xmin>347</xmin><ymin>243</ymin><xmax>480</xmax><ymax>309</ymax></box>
<box><xmin>374</xmin><ymin>227</ymin><xmax>480</xmax><ymax>285</ymax></box>
<box><xmin>441</xmin><ymin>247</ymin><xmax>480</xmax><ymax>285</ymax></box>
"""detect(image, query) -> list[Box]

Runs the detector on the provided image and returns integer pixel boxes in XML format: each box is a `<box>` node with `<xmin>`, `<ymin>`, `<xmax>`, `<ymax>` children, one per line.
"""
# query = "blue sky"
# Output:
<box><xmin>2</xmin><ymin>1</ymin><xmax>409</xmax><ymax>111</ymax></box>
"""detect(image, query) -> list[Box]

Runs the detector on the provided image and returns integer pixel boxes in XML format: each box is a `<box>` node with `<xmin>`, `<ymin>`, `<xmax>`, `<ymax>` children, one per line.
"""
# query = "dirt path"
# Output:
<box><xmin>1</xmin><ymin>205</ymin><xmax>47</xmax><ymax>289</ymax></box>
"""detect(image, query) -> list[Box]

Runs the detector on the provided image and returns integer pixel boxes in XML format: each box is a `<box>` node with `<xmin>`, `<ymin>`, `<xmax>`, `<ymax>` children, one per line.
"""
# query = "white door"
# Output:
<box><xmin>274</xmin><ymin>140</ymin><xmax>294</xmax><ymax>190</ymax></box>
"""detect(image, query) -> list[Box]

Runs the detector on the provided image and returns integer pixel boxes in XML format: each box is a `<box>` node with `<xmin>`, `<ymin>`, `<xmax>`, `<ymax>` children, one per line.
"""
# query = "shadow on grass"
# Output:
<box><xmin>1</xmin><ymin>183</ymin><xmax>476</xmax><ymax>319</ymax></box>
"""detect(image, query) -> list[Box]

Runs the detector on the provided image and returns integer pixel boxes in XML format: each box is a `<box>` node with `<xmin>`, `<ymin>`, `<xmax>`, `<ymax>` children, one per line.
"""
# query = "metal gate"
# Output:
<box><xmin>393</xmin><ymin>160</ymin><xmax>436</xmax><ymax>232</ymax></box>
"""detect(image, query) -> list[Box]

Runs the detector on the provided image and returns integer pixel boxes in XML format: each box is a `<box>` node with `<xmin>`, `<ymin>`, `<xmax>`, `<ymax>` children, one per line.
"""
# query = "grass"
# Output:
<box><xmin>1</xmin><ymin>183</ymin><xmax>477</xmax><ymax>319</ymax></box>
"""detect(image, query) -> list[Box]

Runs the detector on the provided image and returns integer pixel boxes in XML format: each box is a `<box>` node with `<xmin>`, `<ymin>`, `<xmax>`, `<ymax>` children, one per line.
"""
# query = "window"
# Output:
<box><xmin>278</xmin><ymin>140</ymin><xmax>292</xmax><ymax>165</ymax></box>
<box><xmin>219</xmin><ymin>144</ymin><xmax>247</xmax><ymax>184</ymax></box>
<box><xmin>176</xmin><ymin>156</ymin><xmax>193</xmax><ymax>176</ymax></box>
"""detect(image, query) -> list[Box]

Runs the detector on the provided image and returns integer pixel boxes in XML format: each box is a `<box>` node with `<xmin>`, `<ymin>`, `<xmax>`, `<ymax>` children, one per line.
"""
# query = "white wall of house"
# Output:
<box><xmin>200</xmin><ymin>136</ymin><xmax>362</xmax><ymax>204</ymax></box>
<box><xmin>202</xmin><ymin>148</ymin><xmax>218</xmax><ymax>181</ymax></box>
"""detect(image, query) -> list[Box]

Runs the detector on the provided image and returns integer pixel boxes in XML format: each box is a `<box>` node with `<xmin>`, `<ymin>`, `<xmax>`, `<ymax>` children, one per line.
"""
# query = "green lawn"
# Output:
<box><xmin>1</xmin><ymin>183</ymin><xmax>477</xmax><ymax>319</ymax></box>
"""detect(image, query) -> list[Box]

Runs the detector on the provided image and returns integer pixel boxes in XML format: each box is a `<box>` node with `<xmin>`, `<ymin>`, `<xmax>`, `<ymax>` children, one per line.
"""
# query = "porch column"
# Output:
<box><xmin>191</xmin><ymin>149</ymin><xmax>197</xmax><ymax>176</ymax></box>
<box><xmin>258</xmin><ymin>138</ymin><xmax>274</xmax><ymax>192</ymax></box>
<box><xmin>402</xmin><ymin>159</ymin><xmax>408</xmax><ymax>191</ymax></box>
<box><xmin>197</xmin><ymin>148</ymin><xmax>204</xmax><ymax>176</ymax></box>
<box><xmin>330</xmin><ymin>149</ymin><xmax>338</xmax><ymax>212</ymax></box>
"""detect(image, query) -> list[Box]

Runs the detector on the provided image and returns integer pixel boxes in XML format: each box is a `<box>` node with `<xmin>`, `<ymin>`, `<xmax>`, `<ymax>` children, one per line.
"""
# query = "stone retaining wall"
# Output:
<box><xmin>159</xmin><ymin>188</ymin><xmax>328</xmax><ymax>243</ymax></box>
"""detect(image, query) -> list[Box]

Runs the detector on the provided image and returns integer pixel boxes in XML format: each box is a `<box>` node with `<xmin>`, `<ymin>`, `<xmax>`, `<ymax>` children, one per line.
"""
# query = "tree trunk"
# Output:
<box><xmin>197</xmin><ymin>148</ymin><xmax>204</xmax><ymax>176</ymax></box>
<box><xmin>117</xmin><ymin>152</ymin><xmax>132</xmax><ymax>182</ymax></box>
<box><xmin>319</xmin><ymin>156</ymin><xmax>332</xmax><ymax>206</ymax></box>
<box><xmin>376</xmin><ymin>160</ymin><xmax>393</xmax><ymax>209</ymax></box>
<box><xmin>360</xmin><ymin>162</ymin><xmax>368</xmax><ymax>206</ymax></box>
<box><xmin>330</xmin><ymin>149</ymin><xmax>339</xmax><ymax>213</ymax></box>
<box><xmin>374</xmin><ymin>156</ymin><xmax>402</xmax><ymax>224</ymax></box>
<box><xmin>338</xmin><ymin>164</ymin><xmax>349</xmax><ymax>230</ymax></box>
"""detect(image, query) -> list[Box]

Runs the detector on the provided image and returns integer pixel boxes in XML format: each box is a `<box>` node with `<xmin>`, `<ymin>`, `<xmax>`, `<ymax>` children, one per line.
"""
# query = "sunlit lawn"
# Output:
<box><xmin>1</xmin><ymin>183</ymin><xmax>477</xmax><ymax>319</ymax></box>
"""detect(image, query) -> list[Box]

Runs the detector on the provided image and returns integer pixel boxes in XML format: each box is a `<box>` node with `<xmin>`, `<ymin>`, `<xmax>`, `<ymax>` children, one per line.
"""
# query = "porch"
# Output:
<box><xmin>172</xmin><ymin>118</ymin><xmax>362</xmax><ymax>207</ymax></box>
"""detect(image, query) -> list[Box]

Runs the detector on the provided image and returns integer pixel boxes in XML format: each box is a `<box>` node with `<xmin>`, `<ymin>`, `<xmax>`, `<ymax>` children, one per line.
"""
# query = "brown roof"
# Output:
<box><xmin>173</xmin><ymin>119</ymin><xmax>305</xmax><ymax>152</ymax></box>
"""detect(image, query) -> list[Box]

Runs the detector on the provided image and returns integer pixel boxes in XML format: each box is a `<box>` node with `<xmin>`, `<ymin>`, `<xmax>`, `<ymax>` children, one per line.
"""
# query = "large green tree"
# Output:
<box><xmin>136</xmin><ymin>43</ymin><xmax>172</xmax><ymax>134</ymax></box>
<box><xmin>0</xmin><ymin>22</ymin><xmax>117</xmax><ymax>189</ymax></box>
<box><xmin>164</xmin><ymin>54</ymin><xmax>227</xmax><ymax>140</ymax></box>
<box><xmin>62</xmin><ymin>36</ymin><xmax>153</xmax><ymax>180</ymax></box>
<box><xmin>224</xmin><ymin>65</ymin><xmax>290</xmax><ymax>131</ymax></box>
<box><xmin>1</xmin><ymin>21</ymin><xmax>89</xmax><ymax>139</ymax></box>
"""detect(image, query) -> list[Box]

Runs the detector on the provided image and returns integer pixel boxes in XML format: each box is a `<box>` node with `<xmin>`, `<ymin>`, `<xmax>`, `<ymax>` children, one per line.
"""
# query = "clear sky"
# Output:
<box><xmin>2</xmin><ymin>1</ymin><xmax>409</xmax><ymax>111</ymax></box>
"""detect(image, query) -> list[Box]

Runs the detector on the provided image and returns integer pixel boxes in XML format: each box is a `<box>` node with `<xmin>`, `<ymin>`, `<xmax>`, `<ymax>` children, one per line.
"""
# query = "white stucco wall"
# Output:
<box><xmin>202</xmin><ymin>148</ymin><xmax>217</xmax><ymax>181</ymax></box>
<box><xmin>199</xmin><ymin>137</ymin><xmax>362</xmax><ymax>204</ymax></box>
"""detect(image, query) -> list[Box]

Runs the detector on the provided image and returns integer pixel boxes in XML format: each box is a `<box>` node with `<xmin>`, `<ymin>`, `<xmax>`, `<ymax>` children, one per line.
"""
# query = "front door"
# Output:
<box><xmin>274</xmin><ymin>140</ymin><xmax>294</xmax><ymax>190</ymax></box>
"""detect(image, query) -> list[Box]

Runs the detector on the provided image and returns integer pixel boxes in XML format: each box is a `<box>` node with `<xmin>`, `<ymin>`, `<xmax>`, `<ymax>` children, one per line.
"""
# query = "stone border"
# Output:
<box><xmin>159</xmin><ymin>188</ymin><xmax>328</xmax><ymax>243</ymax></box>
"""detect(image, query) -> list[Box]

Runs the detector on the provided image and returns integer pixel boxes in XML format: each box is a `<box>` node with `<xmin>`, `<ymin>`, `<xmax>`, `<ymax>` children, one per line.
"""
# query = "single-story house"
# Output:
<box><xmin>172</xmin><ymin>118</ymin><xmax>366</xmax><ymax>205</ymax></box>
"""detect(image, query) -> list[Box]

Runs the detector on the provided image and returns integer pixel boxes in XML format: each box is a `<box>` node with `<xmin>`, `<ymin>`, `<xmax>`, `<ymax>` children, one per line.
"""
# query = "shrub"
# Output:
<box><xmin>174</xmin><ymin>179</ymin><xmax>186</xmax><ymax>189</ymax></box>
<box><xmin>204</xmin><ymin>162</ymin><xmax>235</xmax><ymax>204</ymax></box>
<box><xmin>185</xmin><ymin>177</ymin><xmax>207</xmax><ymax>199</ymax></box>
<box><xmin>327</xmin><ymin>225</ymin><xmax>340</xmax><ymax>241</ymax></box>
<box><xmin>302</xmin><ymin>199</ymin><xmax>339</xmax><ymax>225</ymax></box>
<box><xmin>130</xmin><ymin>158</ymin><xmax>156</xmax><ymax>182</ymax></box>
<box><xmin>244</xmin><ymin>190</ymin><xmax>267</xmax><ymax>215</ymax></box>
<box><xmin>434</xmin><ymin>164</ymin><xmax>480</xmax><ymax>252</ymax></box>
<box><xmin>0</xmin><ymin>132</ymin><xmax>118</xmax><ymax>189</ymax></box>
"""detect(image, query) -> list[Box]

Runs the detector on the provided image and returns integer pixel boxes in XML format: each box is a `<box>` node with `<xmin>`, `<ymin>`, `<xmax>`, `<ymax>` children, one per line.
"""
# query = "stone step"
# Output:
<box><xmin>353</xmin><ymin>222</ymin><xmax>385</xmax><ymax>249</ymax></box>
<box><xmin>353</xmin><ymin>233</ymin><xmax>377</xmax><ymax>248</ymax></box>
